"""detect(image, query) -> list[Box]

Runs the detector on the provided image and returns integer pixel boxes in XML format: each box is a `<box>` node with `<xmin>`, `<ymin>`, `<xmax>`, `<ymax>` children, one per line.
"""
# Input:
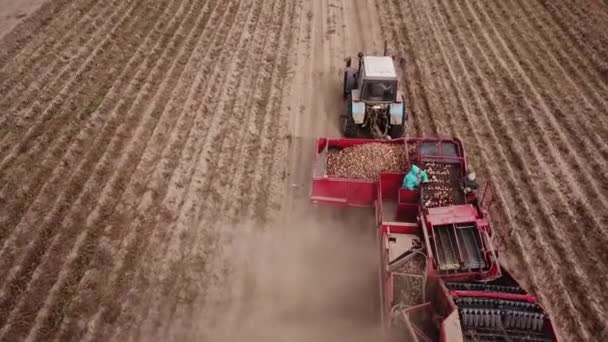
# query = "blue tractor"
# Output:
<box><xmin>342</xmin><ymin>50</ymin><xmax>408</xmax><ymax>139</ymax></box>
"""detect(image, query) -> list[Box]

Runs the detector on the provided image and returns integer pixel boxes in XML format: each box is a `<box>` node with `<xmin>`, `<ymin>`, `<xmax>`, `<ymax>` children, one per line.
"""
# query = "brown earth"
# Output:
<box><xmin>0</xmin><ymin>0</ymin><xmax>607</xmax><ymax>341</ymax></box>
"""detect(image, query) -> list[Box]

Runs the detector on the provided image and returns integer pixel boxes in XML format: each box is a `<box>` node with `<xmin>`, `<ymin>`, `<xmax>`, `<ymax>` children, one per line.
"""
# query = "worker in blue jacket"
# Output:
<box><xmin>402</xmin><ymin>164</ymin><xmax>429</xmax><ymax>190</ymax></box>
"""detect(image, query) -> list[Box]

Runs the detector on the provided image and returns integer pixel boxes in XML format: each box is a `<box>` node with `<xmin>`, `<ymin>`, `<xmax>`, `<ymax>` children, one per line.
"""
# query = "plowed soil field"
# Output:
<box><xmin>0</xmin><ymin>0</ymin><xmax>607</xmax><ymax>341</ymax></box>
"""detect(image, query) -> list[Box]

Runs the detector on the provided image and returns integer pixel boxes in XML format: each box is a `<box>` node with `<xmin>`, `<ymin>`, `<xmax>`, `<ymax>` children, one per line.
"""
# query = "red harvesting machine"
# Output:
<box><xmin>310</xmin><ymin>137</ymin><xmax>559</xmax><ymax>342</ymax></box>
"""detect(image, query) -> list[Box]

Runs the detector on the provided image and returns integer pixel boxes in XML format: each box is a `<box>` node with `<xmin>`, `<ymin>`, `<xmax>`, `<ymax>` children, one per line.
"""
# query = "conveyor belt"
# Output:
<box><xmin>446</xmin><ymin>282</ymin><xmax>526</xmax><ymax>294</ymax></box>
<box><xmin>434</xmin><ymin>223</ymin><xmax>488</xmax><ymax>273</ymax></box>
<box><xmin>435</xmin><ymin>225</ymin><xmax>460</xmax><ymax>271</ymax></box>
<box><xmin>455</xmin><ymin>297</ymin><xmax>541</xmax><ymax>313</ymax></box>
<box><xmin>460</xmin><ymin>308</ymin><xmax>547</xmax><ymax>335</ymax></box>
<box><xmin>458</xmin><ymin>225</ymin><xmax>487</xmax><ymax>270</ymax></box>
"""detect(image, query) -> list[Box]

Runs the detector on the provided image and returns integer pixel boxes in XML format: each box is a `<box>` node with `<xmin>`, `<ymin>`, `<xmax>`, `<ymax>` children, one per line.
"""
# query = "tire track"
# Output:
<box><xmin>0</xmin><ymin>0</ymin><xmax>191</xmax><ymax>340</ymax></box>
<box><xmin>251</xmin><ymin>0</ymin><xmax>300</xmax><ymax>223</ymax></box>
<box><xmin>240</xmin><ymin>0</ymin><xmax>310</xmax><ymax>224</ymax></box>
<box><xmin>281</xmin><ymin>0</ymin><xmax>315</xmax><ymax>217</ymax></box>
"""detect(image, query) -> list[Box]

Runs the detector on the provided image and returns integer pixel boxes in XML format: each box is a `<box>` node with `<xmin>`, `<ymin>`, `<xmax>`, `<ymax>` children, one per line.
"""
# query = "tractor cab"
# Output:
<box><xmin>357</xmin><ymin>56</ymin><xmax>398</xmax><ymax>103</ymax></box>
<box><xmin>343</xmin><ymin>50</ymin><xmax>407</xmax><ymax>139</ymax></box>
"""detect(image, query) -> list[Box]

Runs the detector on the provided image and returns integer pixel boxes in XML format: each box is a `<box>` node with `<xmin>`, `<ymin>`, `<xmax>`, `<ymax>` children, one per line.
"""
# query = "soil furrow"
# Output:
<box><xmin>373</xmin><ymin>0</ymin><xmax>427</xmax><ymax>135</ymax></box>
<box><xmin>446</xmin><ymin>2</ymin><xmax>600</xmax><ymax>340</ymax></box>
<box><xmin>382</xmin><ymin>0</ymin><xmax>436</xmax><ymax>135</ymax></box>
<box><xmin>450</xmin><ymin>0</ymin><xmax>604</xmax><ymax>337</ymax></box>
<box><xmin>478</xmin><ymin>0</ymin><xmax>608</xmax><ymax>280</ymax></box>
<box><xmin>0</xmin><ymin>0</ymin><xmax>131</xmax><ymax>154</ymax></box>
<box><xmin>438</xmin><ymin>3</ymin><xmax>592</xmax><ymax>338</ymax></box>
<box><xmin>75</xmin><ymin>0</ymin><xmax>254</xmax><ymax>339</ymax></box>
<box><xmin>0</xmin><ymin>0</ymin><xmax>74</xmax><ymax>69</ymax></box>
<box><xmin>17</xmin><ymin>0</ymin><xmax>228</xmax><ymax>340</ymax></box>
<box><xmin>151</xmin><ymin>0</ymin><xmax>284</xmax><ymax>335</ymax></box>
<box><xmin>396</xmin><ymin>0</ymin><xmax>452</xmax><ymax>135</ymax></box>
<box><xmin>0</xmin><ymin>0</ymin><xmax>157</xmax><ymax>288</ymax></box>
<box><xmin>560</xmin><ymin>1</ymin><xmax>608</xmax><ymax>59</ymax></box>
<box><xmin>0</xmin><ymin>0</ymin><xmax>103</xmax><ymax>106</ymax></box>
<box><xmin>0</xmin><ymin>0</ymin><xmax>147</xmax><ymax>237</ymax></box>
<box><xmin>251</xmin><ymin>0</ymin><xmax>299</xmax><ymax>223</ymax></box>
<box><xmin>70</xmin><ymin>2</ymin><xmax>250</xmax><ymax>340</ymax></box>
<box><xmin>54</xmin><ymin>0</ymin><xmax>227</xmax><ymax>336</ymax></box>
<box><xmin>21</xmin><ymin>0</ymin><xmax>210</xmax><ymax>339</ymax></box>
<box><xmin>0</xmin><ymin>1</ymin><xmax>187</xmax><ymax>339</ymax></box>
<box><xmin>124</xmin><ymin>0</ymin><xmax>263</xmax><ymax>335</ymax></box>
<box><xmin>537</xmin><ymin>0</ymin><xmax>608</xmax><ymax>76</ymax></box>
<box><xmin>516</xmin><ymin>0</ymin><xmax>608</xmax><ymax>137</ymax></box>
<box><xmin>236</xmin><ymin>0</ymin><xmax>299</xmax><ymax>224</ymax></box>
<box><xmin>0</xmin><ymin>0</ymin><xmax>174</xmax><ymax>275</ymax></box>
<box><xmin>214</xmin><ymin>4</ymin><xmax>293</xmax><ymax>327</ymax></box>
<box><xmin>492</xmin><ymin>0</ymin><xmax>608</xmax><ymax>185</ymax></box>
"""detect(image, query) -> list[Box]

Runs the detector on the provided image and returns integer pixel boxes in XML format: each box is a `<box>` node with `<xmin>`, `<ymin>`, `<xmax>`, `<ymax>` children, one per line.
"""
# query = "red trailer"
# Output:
<box><xmin>310</xmin><ymin>137</ymin><xmax>406</xmax><ymax>207</ymax></box>
<box><xmin>309</xmin><ymin>136</ymin><xmax>559</xmax><ymax>341</ymax></box>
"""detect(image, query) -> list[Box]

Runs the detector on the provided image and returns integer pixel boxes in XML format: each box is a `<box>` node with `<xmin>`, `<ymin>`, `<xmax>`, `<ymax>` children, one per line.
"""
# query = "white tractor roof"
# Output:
<box><xmin>363</xmin><ymin>56</ymin><xmax>397</xmax><ymax>79</ymax></box>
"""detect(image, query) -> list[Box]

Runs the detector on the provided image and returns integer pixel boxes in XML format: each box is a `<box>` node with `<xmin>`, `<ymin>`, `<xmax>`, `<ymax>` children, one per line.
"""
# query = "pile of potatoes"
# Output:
<box><xmin>326</xmin><ymin>143</ymin><xmax>406</xmax><ymax>179</ymax></box>
<box><xmin>422</xmin><ymin>161</ymin><xmax>456</xmax><ymax>207</ymax></box>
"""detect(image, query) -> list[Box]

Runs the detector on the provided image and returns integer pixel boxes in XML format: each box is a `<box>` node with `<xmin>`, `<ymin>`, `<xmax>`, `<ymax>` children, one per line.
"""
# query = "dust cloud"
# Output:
<box><xmin>175</xmin><ymin>209</ymin><xmax>385</xmax><ymax>342</ymax></box>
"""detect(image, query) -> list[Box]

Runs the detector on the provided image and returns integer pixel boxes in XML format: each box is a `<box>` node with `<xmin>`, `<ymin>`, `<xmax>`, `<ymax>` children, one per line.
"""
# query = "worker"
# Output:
<box><xmin>462</xmin><ymin>171</ymin><xmax>479</xmax><ymax>194</ymax></box>
<box><xmin>402</xmin><ymin>164</ymin><xmax>429</xmax><ymax>190</ymax></box>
